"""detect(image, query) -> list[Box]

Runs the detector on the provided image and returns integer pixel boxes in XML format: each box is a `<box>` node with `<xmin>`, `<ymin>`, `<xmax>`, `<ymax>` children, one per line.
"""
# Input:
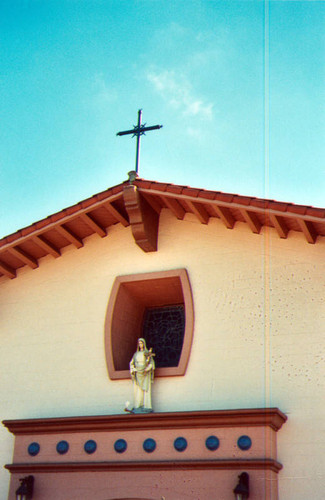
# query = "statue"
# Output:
<box><xmin>128</xmin><ymin>338</ymin><xmax>155</xmax><ymax>413</ymax></box>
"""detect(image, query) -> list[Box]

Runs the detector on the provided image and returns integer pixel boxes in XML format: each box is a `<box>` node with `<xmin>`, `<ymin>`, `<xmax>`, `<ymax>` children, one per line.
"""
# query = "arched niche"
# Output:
<box><xmin>105</xmin><ymin>269</ymin><xmax>194</xmax><ymax>380</ymax></box>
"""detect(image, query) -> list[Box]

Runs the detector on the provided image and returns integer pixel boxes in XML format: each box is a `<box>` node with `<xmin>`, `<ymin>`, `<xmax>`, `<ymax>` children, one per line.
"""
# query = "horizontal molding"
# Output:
<box><xmin>5</xmin><ymin>458</ymin><xmax>283</xmax><ymax>474</ymax></box>
<box><xmin>2</xmin><ymin>408</ymin><xmax>287</xmax><ymax>436</ymax></box>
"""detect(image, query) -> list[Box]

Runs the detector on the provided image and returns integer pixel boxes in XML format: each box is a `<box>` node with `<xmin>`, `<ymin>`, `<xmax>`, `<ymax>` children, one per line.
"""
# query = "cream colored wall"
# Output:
<box><xmin>1</xmin><ymin>209</ymin><xmax>324</xmax><ymax>499</ymax></box>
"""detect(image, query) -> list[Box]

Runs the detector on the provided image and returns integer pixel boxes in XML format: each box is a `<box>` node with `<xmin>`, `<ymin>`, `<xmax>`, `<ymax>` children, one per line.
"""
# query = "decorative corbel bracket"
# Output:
<box><xmin>123</xmin><ymin>184</ymin><xmax>159</xmax><ymax>252</ymax></box>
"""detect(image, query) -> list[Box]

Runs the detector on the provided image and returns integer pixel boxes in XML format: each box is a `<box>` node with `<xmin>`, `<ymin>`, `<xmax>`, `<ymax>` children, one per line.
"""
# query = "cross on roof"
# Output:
<box><xmin>117</xmin><ymin>109</ymin><xmax>163</xmax><ymax>178</ymax></box>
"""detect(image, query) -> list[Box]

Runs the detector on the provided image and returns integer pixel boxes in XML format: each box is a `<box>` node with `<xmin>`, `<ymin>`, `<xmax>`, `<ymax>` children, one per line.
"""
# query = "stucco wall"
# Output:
<box><xmin>1</xmin><ymin>209</ymin><xmax>324</xmax><ymax>498</ymax></box>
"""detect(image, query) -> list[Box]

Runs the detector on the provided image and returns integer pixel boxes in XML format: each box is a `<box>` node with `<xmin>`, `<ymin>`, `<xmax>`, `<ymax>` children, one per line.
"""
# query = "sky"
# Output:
<box><xmin>1</xmin><ymin>0</ymin><xmax>324</xmax><ymax>238</ymax></box>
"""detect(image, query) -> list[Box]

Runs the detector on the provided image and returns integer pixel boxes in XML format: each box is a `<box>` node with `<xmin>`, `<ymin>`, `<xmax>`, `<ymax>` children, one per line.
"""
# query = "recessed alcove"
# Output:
<box><xmin>104</xmin><ymin>269</ymin><xmax>194</xmax><ymax>380</ymax></box>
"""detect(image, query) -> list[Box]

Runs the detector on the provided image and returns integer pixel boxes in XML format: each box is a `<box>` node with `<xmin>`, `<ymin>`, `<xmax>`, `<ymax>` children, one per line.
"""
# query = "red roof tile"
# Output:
<box><xmin>232</xmin><ymin>195</ymin><xmax>253</xmax><ymax>206</ymax></box>
<box><xmin>287</xmin><ymin>204</ymin><xmax>307</xmax><ymax>215</ymax></box>
<box><xmin>66</xmin><ymin>206</ymin><xmax>78</xmax><ymax>215</ymax></box>
<box><xmin>182</xmin><ymin>187</ymin><xmax>200</xmax><ymax>197</ymax></box>
<box><xmin>21</xmin><ymin>227</ymin><xmax>32</xmax><ymax>237</ymax></box>
<box><xmin>250</xmin><ymin>199</ymin><xmax>270</xmax><ymax>209</ymax></box>
<box><xmin>6</xmin><ymin>233</ymin><xmax>21</xmax><ymax>244</ymax></box>
<box><xmin>111</xmin><ymin>185</ymin><xmax>123</xmax><ymax>194</ymax></box>
<box><xmin>150</xmin><ymin>183</ymin><xmax>169</xmax><ymax>192</ymax></box>
<box><xmin>51</xmin><ymin>212</ymin><xmax>65</xmax><ymax>223</ymax></box>
<box><xmin>165</xmin><ymin>185</ymin><xmax>185</xmax><ymax>195</ymax></box>
<box><xmin>197</xmin><ymin>190</ymin><xmax>217</xmax><ymax>200</ymax></box>
<box><xmin>81</xmin><ymin>199</ymin><xmax>95</xmax><ymax>209</ymax></box>
<box><xmin>96</xmin><ymin>191</ymin><xmax>110</xmax><ymax>201</ymax></box>
<box><xmin>214</xmin><ymin>193</ymin><xmax>234</xmax><ymax>203</ymax></box>
<box><xmin>35</xmin><ymin>219</ymin><xmax>50</xmax><ymax>230</ymax></box>
<box><xmin>135</xmin><ymin>179</ymin><xmax>152</xmax><ymax>189</ymax></box>
<box><xmin>268</xmin><ymin>201</ymin><xmax>288</xmax><ymax>212</ymax></box>
<box><xmin>306</xmin><ymin>207</ymin><xmax>325</xmax><ymax>218</ymax></box>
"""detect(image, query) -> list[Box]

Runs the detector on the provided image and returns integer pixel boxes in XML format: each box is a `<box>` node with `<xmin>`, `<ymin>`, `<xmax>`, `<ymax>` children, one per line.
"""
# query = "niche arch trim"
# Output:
<box><xmin>105</xmin><ymin>269</ymin><xmax>194</xmax><ymax>380</ymax></box>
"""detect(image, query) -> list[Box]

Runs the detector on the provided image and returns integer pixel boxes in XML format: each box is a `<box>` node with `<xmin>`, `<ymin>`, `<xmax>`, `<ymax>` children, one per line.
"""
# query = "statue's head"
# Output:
<box><xmin>137</xmin><ymin>338</ymin><xmax>146</xmax><ymax>351</ymax></box>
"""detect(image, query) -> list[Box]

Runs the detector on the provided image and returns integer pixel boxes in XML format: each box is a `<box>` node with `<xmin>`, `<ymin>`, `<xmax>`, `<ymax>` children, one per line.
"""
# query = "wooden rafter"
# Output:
<box><xmin>104</xmin><ymin>202</ymin><xmax>129</xmax><ymax>227</ymax></box>
<box><xmin>270</xmin><ymin>215</ymin><xmax>289</xmax><ymax>239</ymax></box>
<box><xmin>8</xmin><ymin>246</ymin><xmax>38</xmax><ymax>269</ymax></box>
<box><xmin>0</xmin><ymin>260</ymin><xmax>16</xmax><ymax>279</ymax></box>
<box><xmin>81</xmin><ymin>213</ymin><xmax>107</xmax><ymax>238</ymax></box>
<box><xmin>160</xmin><ymin>196</ymin><xmax>185</xmax><ymax>220</ymax></box>
<box><xmin>186</xmin><ymin>201</ymin><xmax>210</xmax><ymax>224</ymax></box>
<box><xmin>141</xmin><ymin>193</ymin><xmax>162</xmax><ymax>215</ymax></box>
<box><xmin>211</xmin><ymin>205</ymin><xmax>235</xmax><ymax>229</ymax></box>
<box><xmin>297</xmin><ymin>219</ymin><xmax>317</xmax><ymax>244</ymax></box>
<box><xmin>56</xmin><ymin>225</ymin><xmax>83</xmax><ymax>248</ymax></box>
<box><xmin>241</xmin><ymin>209</ymin><xmax>262</xmax><ymax>234</ymax></box>
<box><xmin>33</xmin><ymin>235</ymin><xmax>61</xmax><ymax>258</ymax></box>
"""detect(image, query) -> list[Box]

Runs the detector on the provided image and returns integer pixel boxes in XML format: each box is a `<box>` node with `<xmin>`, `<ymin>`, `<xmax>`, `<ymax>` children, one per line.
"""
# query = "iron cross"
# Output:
<box><xmin>117</xmin><ymin>109</ymin><xmax>163</xmax><ymax>175</ymax></box>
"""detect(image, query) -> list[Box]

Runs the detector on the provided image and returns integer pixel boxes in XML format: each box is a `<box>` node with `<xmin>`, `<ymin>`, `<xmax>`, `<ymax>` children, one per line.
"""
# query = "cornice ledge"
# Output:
<box><xmin>5</xmin><ymin>458</ymin><xmax>283</xmax><ymax>474</ymax></box>
<box><xmin>3</xmin><ymin>408</ymin><xmax>287</xmax><ymax>436</ymax></box>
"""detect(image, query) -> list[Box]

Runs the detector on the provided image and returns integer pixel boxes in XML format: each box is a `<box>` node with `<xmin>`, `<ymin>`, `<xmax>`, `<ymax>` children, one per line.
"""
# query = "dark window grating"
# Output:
<box><xmin>142</xmin><ymin>305</ymin><xmax>185</xmax><ymax>368</ymax></box>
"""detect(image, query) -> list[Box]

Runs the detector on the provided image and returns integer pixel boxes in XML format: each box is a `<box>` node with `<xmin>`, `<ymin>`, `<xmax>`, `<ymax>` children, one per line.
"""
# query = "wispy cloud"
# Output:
<box><xmin>147</xmin><ymin>69</ymin><xmax>214</xmax><ymax>119</ymax></box>
<box><xmin>91</xmin><ymin>73</ymin><xmax>117</xmax><ymax>106</ymax></box>
<box><xmin>186</xmin><ymin>126</ymin><xmax>204</xmax><ymax>140</ymax></box>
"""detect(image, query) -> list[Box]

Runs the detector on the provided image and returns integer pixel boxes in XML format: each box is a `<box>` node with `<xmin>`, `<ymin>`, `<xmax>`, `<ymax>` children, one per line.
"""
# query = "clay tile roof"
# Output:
<box><xmin>21</xmin><ymin>227</ymin><xmax>32</xmax><ymax>237</ymax></box>
<box><xmin>306</xmin><ymin>207</ymin><xmax>325</xmax><ymax>218</ymax></box>
<box><xmin>268</xmin><ymin>201</ymin><xmax>288</xmax><ymax>212</ymax></box>
<box><xmin>150</xmin><ymin>183</ymin><xmax>169</xmax><ymax>192</ymax></box>
<box><xmin>35</xmin><ymin>220</ymin><xmax>49</xmax><ymax>230</ymax></box>
<box><xmin>135</xmin><ymin>179</ymin><xmax>151</xmax><ymax>188</ymax></box>
<box><xmin>66</xmin><ymin>206</ymin><xmax>78</xmax><ymax>215</ymax></box>
<box><xmin>95</xmin><ymin>192</ymin><xmax>108</xmax><ymax>201</ymax></box>
<box><xmin>6</xmin><ymin>233</ymin><xmax>20</xmax><ymax>244</ymax></box>
<box><xmin>214</xmin><ymin>193</ymin><xmax>234</xmax><ymax>203</ymax></box>
<box><xmin>232</xmin><ymin>195</ymin><xmax>253</xmax><ymax>206</ymax></box>
<box><xmin>0</xmin><ymin>177</ymin><xmax>324</xmax><ymax>280</ymax></box>
<box><xmin>51</xmin><ymin>212</ymin><xmax>65</xmax><ymax>223</ymax></box>
<box><xmin>182</xmin><ymin>187</ymin><xmax>200</xmax><ymax>197</ymax></box>
<box><xmin>165</xmin><ymin>185</ymin><xmax>185</xmax><ymax>195</ymax></box>
<box><xmin>81</xmin><ymin>198</ymin><xmax>96</xmax><ymax>209</ymax></box>
<box><xmin>111</xmin><ymin>184</ymin><xmax>125</xmax><ymax>195</ymax></box>
<box><xmin>287</xmin><ymin>204</ymin><xmax>307</xmax><ymax>215</ymax></box>
<box><xmin>250</xmin><ymin>199</ymin><xmax>270</xmax><ymax>209</ymax></box>
<box><xmin>197</xmin><ymin>190</ymin><xmax>216</xmax><ymax>201</ymax></box>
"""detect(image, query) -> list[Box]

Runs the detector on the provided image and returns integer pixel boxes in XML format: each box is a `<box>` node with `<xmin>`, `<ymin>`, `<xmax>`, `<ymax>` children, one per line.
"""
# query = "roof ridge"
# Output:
<box><xmin>1</xmin><ymin>178</ymin><xmax>324</xmax><ymax>248</ymax></box>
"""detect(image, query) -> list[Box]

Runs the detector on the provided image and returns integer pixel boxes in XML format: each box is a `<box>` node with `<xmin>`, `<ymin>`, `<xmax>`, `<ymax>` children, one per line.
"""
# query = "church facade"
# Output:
<box><xmin>1</xmin><ymin>177</ymin><xmax>324</xmax><ymax>499</ymax></box>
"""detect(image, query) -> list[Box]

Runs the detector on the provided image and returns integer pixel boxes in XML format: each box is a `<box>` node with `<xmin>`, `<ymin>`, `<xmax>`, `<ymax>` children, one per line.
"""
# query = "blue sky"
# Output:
<box><xmin>1</xmin><ymin>0</ymin><xmax>324</xmax><ymax>238</ymax></box>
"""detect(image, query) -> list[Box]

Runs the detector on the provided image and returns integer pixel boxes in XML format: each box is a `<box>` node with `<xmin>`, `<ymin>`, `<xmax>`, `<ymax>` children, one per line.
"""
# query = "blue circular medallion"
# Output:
<box><xmin>205</xmin><ymin>435</ymin><xmax>220</xmax><ymax>451</ymax></box>
<box><xmin>56</xmin><ymin>440</ymin><xmax>69</xmax><ymax>455</ymax></box>
<box><xmin>114</xmin><ymin>438</ymin><xmax>127</xmax><ymax>453</ymax></box>
<box><xmin>143</xmin><ymin>438</ymin><xmax>156</xmax><ymax>453</ymax></box>
<box><xmin>28</xmin><ymin>442</ymin><xmax>40</xmax><ymax>456</ymax></box>
<box><xmin>174</xmin><ymin>437</ymin><xmax>187</xmax><ymax>452</ymax></box>
<box><xmin>237</xmin><ymin>435</ymin><xmax>252</xmax><ymax>451</ymax></box>
<box><xmin>84</xmin><ymin>439</ymin><xmax>97</xmax><ymax>454</ymax></box>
